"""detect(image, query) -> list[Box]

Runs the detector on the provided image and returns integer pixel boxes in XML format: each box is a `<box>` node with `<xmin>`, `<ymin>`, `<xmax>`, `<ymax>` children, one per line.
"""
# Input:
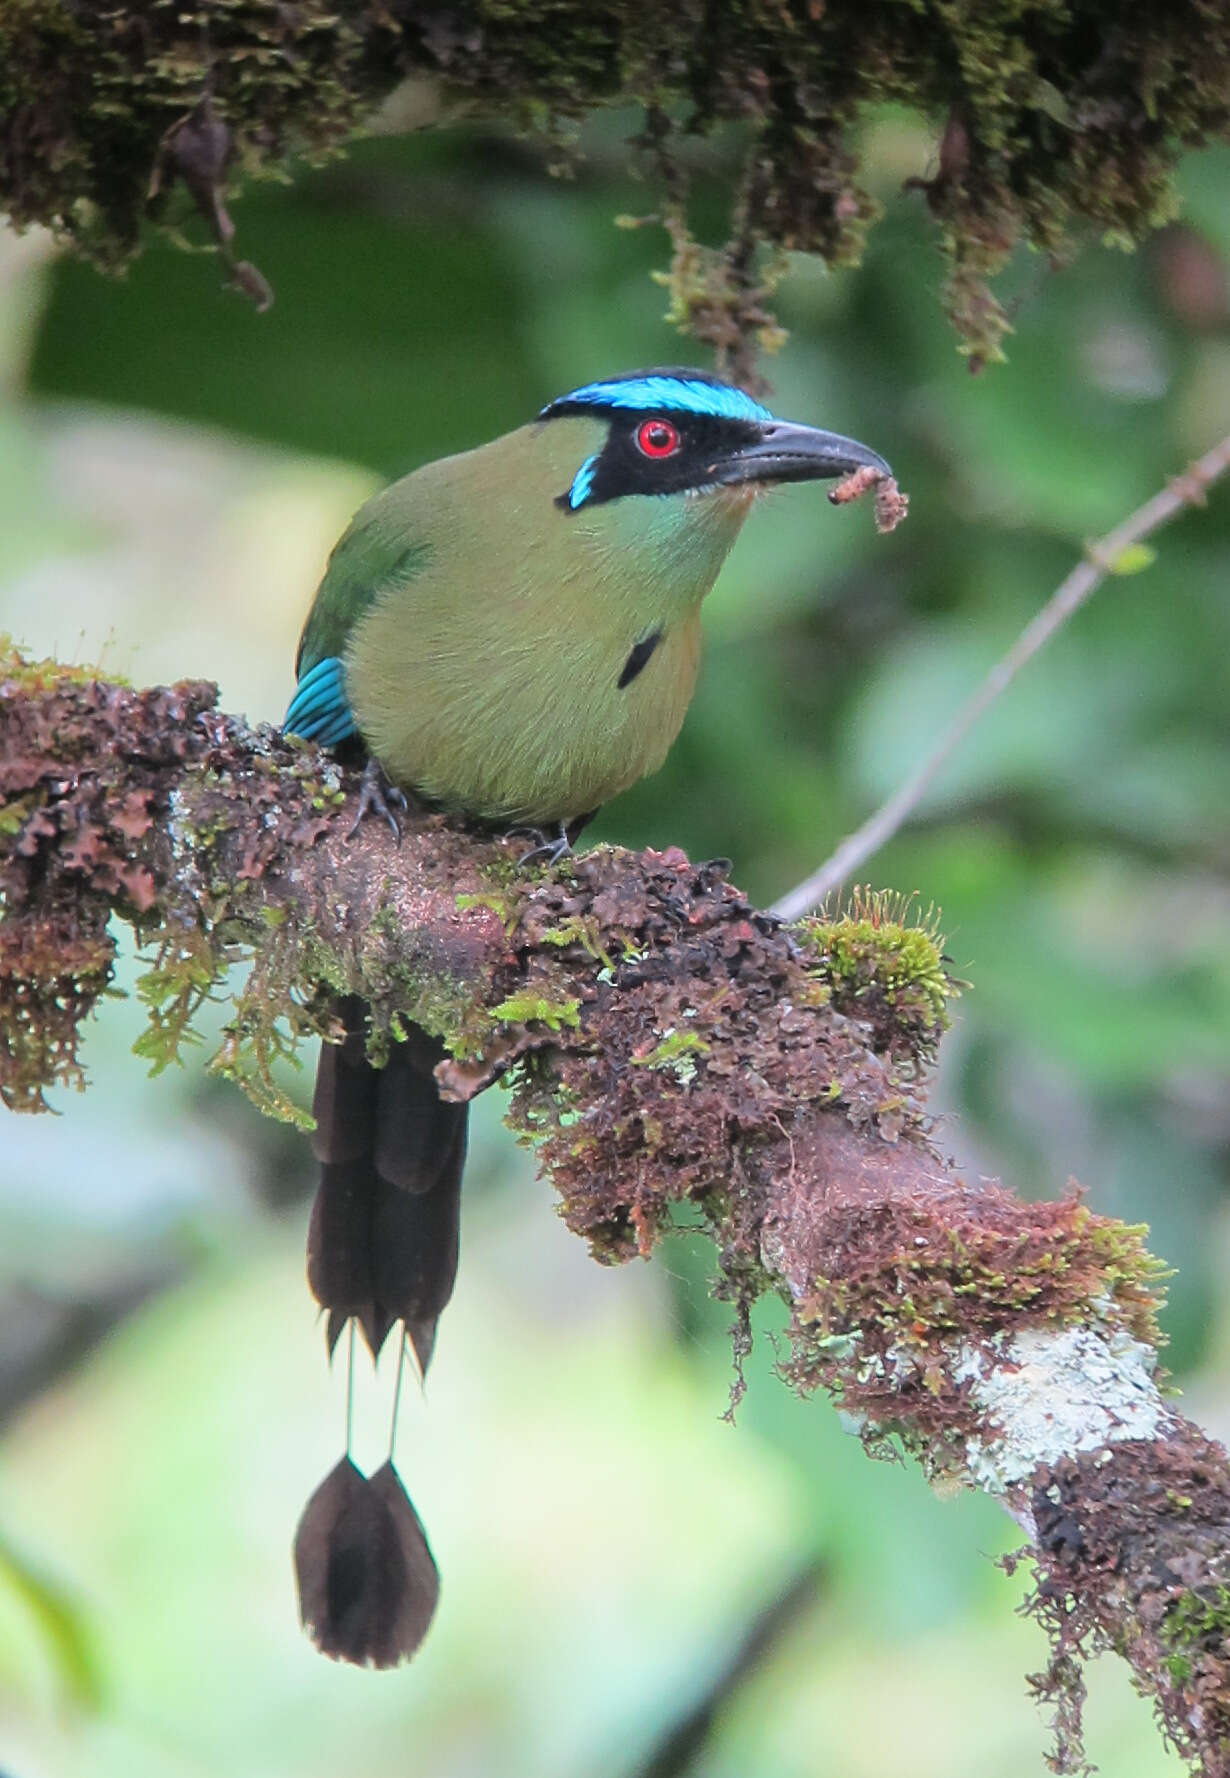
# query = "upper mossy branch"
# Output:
<box><xmin>3</xmin><ymin>644</ymin><xmax>1229</xmax><ymax>1771</ymax></box>
<box><xmin>3</xmin><ymin>2</ymin><xmax>1230</xmax><ymax>364</ymax></box>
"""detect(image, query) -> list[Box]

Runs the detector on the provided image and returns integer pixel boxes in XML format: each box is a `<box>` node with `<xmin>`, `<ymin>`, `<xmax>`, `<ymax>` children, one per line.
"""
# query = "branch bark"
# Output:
<box><xmin>3</xmin><ymin>649</ymin><xmax>1229</xmax><ymax>1773</ymax></box>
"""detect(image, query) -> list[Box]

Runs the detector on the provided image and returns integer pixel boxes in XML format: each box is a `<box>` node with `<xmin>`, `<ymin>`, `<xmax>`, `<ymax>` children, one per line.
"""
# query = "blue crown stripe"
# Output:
<box><xmin>547</xmin><ymin>375</ymin><xmax>774</xmax><ymax>424</ymax></box>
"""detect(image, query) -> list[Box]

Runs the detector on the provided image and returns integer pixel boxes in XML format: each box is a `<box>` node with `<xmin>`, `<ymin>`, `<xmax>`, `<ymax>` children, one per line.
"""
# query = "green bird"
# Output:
<box><xmin>285</xmin><ymin>368</ymin><xmax>890</xmax><ymax>1667</ymax></box>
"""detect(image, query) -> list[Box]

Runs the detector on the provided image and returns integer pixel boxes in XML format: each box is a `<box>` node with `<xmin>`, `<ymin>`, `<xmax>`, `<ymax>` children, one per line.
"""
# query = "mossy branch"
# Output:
<box><xmin>4</xmin><ymin>2</ymin><xmax>1230</xmax><ymax>364</ymax></box>
<box><xmin>2</xmin><ymin>645</ymin><xmax>1229</xmax><ymax>1771</ymax></box>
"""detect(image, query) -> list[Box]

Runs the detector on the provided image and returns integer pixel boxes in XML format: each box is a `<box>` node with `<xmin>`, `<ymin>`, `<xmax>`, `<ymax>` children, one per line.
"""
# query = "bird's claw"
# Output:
<box><xmin>509</xmin><ymin>820</ymin><xmax>574</xmax><ymax>870</ymax></box>
<box><xmin>348</xmin><ymin>758</ymin><xmax>408</xmax><ymax>843</ymax></box>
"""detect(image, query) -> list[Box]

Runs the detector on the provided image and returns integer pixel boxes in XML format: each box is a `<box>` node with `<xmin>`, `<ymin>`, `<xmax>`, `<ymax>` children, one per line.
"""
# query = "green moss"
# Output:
<box><xmin>501</xmin><ymin>1059</ymin><xmax>585</xmax><ymax>1151</ymax></box>
<box><xmin>531</xmin><ymin>912</ymin><xmax>618</xmax><ymax>971</ymax></box>
<box><xmin>194</xmin><ymin>920</ymin><xmax>346</xmax><ymax>1124</ymax></box>
<box><xmin>0</xmin><ymin>924</ymin><xmax>116</xmax><ymax>1111</ymax></box>
<box><xmin>133</xmin><ymin>914</ymin><xmax>318</xmax><ymax>1125</ymax></box>
<box><xmin>132</xmin><ymin>930</ymin><xmax>221</xmax><ymax>1075</ymax></box>
<box><xmin>1161</xmin><ymin>1585</ymin><xmax>1230</xmax><ymax>1655</ymax></box>
<box><xmin>0</xmin><ymin>637</ymin><xmax>128</xmax><ymax>694</ymax></box>
<box><xmin>490</xmin><ymin>991</ymin><xmax>581</xmax><ymax>1032</ymax></box>
<box><xmin>208</xmin><ymin>999</ymin><xmax>312</xmax><ymax>1129</ymax></box>
<box><xmin>1</xmin><ymin>641</ymin><xmax>517</xmax><ymax>1114</ymax></box>
<box><xmin>287</xmin><ymin>929</ymin><xmax>350</xmax><ymax>1003</ymax></box>
<box><xmin>795</xmin><ymin>1200</ymin><xmax>1168</xmax><ymax>1376</ymax></box>
<box><xmin>0</xmin><ymin>796</ymin><xmax>32</xmax><ymax>836</ymax></box>
<box><xmin>797</xmin><ymin>890</ymin><xmax>957</xmax><ymax>1066</ymax></box>
<box><xmin>455</xmin><ymin>890</ymin><xmax>519</xmax><ymax>933</ymax></box>
<box><xmin>5</xmin><ymin>4</ymin><xmax>1230</xmax><ymax>359</ymax></box>
<box><xmin>1163</xmin><ymin>1652</ymin><xmax>1193</xmax><ymax>1685</ymax></box>
<box><xmin>630</xmin><ymin>1027</ymin><xmax>710</xmax><ymax>1083</ymax></box>
<box><xmin>1</xmin><ymin>1</ymin><xmax>380</xmax><ymax>274</ymax></box>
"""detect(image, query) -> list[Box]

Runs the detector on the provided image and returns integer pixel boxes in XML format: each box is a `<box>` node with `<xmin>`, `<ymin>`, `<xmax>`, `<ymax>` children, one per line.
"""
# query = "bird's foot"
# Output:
<box><xmin>509</xmin><ymin>819</ymin><xmax>574</xmax><ymax>870</ymax></box>
<box><xmin>348</xmin><ymin>757</ymin><xmax>409</xmax><ymax>842</ymax></box>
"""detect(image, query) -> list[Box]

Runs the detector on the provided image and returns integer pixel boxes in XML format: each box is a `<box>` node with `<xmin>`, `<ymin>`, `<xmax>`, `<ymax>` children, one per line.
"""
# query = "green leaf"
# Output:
<box><xmin>0</xmin><ymin>1529</ymin><xmax>103</xmax><ymax>1710</ymax></box>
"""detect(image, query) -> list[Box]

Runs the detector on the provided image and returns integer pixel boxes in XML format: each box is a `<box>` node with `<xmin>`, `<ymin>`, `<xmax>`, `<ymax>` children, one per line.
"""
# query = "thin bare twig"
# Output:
<box><xmin>772</xmin><ymin>432</ymin><xmax>1230</xmax><ymax>922</ymax></box>
<box><xmin>630</xmin><ymin>1558</ymin><xmax>827</xmax><ymax>1778</ymax></box>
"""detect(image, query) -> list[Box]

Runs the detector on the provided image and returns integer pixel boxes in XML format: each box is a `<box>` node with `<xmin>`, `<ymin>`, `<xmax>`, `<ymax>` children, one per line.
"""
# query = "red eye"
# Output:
<box><xmin>635</xmin><ymin>417</ymin><xmax>681</xmax><ymax>458</ymax></box>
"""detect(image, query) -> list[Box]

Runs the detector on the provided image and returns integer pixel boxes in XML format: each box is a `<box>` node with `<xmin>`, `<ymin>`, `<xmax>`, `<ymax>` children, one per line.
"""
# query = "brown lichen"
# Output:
<box><xmin>0</xmin><ymin>643</ymin><xmax>499</xmax><ymax>1115</ymax></box>
<box><xmin>488</xmin><ymin>845</ymin><xmax>909</xmax><ymax>1261</ymax></box>
<box><xmin>4</xmin><ymin>3</ymin><xmax>1230</xmax><ymax>358</ymax></box>
<box><xmin>782</xmin><ymin>1189</ymin><xmax>1167</xmax><ymax>1431</ymax></box>
<box><xmin>1025</xmin><ymin>1434</ymin><xmax>1230</xmax><ymax>1772</ymax></box>
<box><xmin>0</xmin><ymin>645</ymin><xmax>217</xmax><ymax>1107</ymax></box>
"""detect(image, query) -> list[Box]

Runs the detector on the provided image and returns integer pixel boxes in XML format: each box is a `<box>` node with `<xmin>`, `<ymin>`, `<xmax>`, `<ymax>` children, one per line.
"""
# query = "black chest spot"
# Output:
<box><xmin>618</xmin><ymin>627</ymin><xmax>664</xmax><ymax>689</ymax></box>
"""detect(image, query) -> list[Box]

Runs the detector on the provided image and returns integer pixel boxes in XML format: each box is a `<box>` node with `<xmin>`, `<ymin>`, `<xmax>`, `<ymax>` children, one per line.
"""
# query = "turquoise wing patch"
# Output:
<box><xmin>284</xmin><ymin>656</ymin><xmax>358</xmax><ymax>747</ymax></box>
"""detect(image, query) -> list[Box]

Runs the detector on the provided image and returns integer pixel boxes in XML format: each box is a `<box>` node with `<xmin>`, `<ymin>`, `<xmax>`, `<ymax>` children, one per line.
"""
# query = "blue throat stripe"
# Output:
<box><xmin>567</xmin><ymin>451</ymin><xmax>601</xmax><ymax>510</ymax></box>
<box><xmin>285</xmin><ymin>655</ymin><xmax>358</xmax><ymax>746</ymax></box>
<box><xmin>546</xmin><ymin>375</ymin><xmax>774</xmax><ymax>425</ymax></box>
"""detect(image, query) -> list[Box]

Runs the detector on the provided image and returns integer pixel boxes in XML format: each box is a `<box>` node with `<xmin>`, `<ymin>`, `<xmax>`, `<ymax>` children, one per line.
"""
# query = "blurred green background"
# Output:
<box><xmin>2</xmin><ymin>108</ymin><xmax>1229</xmax><ymax>1777</ymax></box>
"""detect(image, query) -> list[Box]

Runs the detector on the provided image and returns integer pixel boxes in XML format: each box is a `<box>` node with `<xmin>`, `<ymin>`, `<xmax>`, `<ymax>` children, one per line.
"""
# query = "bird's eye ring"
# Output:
<box><xmin>635</xmin><ymin>418</ymin><xmax>681</xmax><ymax>458</ymax></box>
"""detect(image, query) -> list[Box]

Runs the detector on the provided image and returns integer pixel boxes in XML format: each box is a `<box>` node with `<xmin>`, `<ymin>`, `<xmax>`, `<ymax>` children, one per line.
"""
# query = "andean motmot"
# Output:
<box><xmin>285</xmin><ymin>368</ymin><xmax>891</xmax><ymax>1667</ymax></box>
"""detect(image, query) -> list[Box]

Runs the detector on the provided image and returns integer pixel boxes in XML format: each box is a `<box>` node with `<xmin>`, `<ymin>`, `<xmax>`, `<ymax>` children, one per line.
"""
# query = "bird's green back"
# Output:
<box><xmin>296</xmin><ymin>498</ymin><xmax>433</xmax><ymax>678</ymax></box>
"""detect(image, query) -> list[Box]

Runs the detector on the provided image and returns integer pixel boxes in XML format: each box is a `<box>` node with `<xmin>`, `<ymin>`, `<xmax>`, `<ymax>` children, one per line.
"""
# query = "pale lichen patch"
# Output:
<box><xmin>956</xmin><ymin>1323</ymin><xmax>1167</xmax><ymax>1496</ymax></box>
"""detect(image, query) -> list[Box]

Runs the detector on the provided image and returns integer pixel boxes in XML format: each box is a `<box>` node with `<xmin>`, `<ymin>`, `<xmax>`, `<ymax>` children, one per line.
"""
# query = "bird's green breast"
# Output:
<box><xmin>339</xmin><ymin>419</ymin><xmax>753</xmax><ymax>824</ymax></box>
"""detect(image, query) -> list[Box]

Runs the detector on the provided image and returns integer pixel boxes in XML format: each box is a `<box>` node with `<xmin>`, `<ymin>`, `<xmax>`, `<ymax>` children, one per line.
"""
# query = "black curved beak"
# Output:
<box><xmin>710</xmin><ymin>420</ymin><xmax>891</xmax><ymax>489</ymax></box>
